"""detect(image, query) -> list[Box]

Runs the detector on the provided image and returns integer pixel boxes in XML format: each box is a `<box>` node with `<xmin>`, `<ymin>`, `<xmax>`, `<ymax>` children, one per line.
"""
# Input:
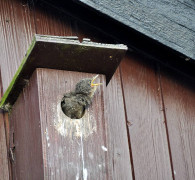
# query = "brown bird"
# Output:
<box><xmin>61</xmin><ymin>75</ymin><xmax>101</xmax><ymax>119</ymax></box>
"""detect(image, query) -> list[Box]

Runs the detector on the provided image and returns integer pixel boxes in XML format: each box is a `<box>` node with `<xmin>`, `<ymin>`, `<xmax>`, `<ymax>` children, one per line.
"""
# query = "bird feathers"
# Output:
<box><xmin>61</xmin><ymin>77</ymin><xmax>100</xmax><ymax>119</ymax></box>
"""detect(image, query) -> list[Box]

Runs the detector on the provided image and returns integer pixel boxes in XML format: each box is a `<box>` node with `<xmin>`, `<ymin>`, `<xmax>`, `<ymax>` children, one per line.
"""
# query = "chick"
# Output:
<box><xmin>61</xmin><ymin>75</ymin><xmax>101</xmax><ymax>119</ymax></box>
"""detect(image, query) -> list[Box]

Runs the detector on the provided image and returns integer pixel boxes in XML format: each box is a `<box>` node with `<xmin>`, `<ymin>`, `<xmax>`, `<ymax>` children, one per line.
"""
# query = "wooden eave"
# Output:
<box><xmin>76</xmin><ymin>0</ymin><xmax>195</xmax><ymax>61</ymax></box>
<box><xmin>38</xmin><ymin>0</ymin><xmax>195</xmax><ymax>80</ymax></box>
<box><xmin>0</xmin><ymin>34</ymin><xmax>127</xmax><ymax>110</ymax></box>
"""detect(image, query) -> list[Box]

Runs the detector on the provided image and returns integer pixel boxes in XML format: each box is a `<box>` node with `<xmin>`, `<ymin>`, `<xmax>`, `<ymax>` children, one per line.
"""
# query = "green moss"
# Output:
<box><xmin>74</xmin><ymin>46</ymin><xmax>90</xmax><ymax>54</ymax></box>
<box><xmin>0</xmin><ymin>36</ymin><xmax>37</xmax><ymax>110</ymax></box>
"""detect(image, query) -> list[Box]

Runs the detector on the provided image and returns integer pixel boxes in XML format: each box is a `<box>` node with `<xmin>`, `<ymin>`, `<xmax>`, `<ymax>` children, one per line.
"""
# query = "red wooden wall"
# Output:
<box><xmin>0</xmin><ymin>0</ymin><xmax>194</xmax><ymax>179</ymax></box>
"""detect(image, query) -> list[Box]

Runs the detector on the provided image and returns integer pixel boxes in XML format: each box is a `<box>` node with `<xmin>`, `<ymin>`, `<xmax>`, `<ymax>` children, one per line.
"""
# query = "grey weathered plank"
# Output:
<box><xmin>160</xmin><ymin>66</ymin><xmax>195</xmax><ymax>180</ymax></box>
<box><xmin>77</xmin><ymin>0</ymin><xmax>195</xmax><ymax>60</ymax></box>
<box><xmin>120</xmin><ymin>55</ymin><xmax>173</xmax><ymax>180</ymax></box>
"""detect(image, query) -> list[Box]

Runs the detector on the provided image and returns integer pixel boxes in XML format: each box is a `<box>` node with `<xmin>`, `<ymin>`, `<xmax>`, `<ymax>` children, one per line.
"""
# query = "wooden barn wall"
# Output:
<box><xmin>0</xmin><ymin>0</ymin><xmax>194</xmax><ymax>179</ymax></box>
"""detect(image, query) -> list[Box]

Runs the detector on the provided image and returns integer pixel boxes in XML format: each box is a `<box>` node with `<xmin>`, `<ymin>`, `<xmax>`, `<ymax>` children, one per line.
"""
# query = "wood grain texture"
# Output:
<box><xmin>9</xmin><ymin>71</ymin><xmax>44</xmax><ymax>180</ymax></box>
<box><xmin>0</xmin><ymin>69</ymin><xmax>10</xmax><ymax>180</ymax></box>
<box><xmin>120</xmin><ymin>55</ymin><xmax>173</xmax><ymax>180</ymax></box>
<box><xmin>34</xmin><ymin>2</ymin><xmax>74</xmax><ymax>36</ymax></box>
<box><xmin>0</xmin><ymin>0</ymin><xmax>35</xmax><ymax>94</ymax></box>
<box><xmin>160</xmin><ymin>67</ymin><xmax>195</xmax><ymax>180</ymax></box>
<box><xmin>0</xmin><ymin>113</ymin><xmax>9</xmax><ymax>180</ymax></box>
<box><xmin>36</xmin><ymin>69</ymin><xmax>109</xmax><ymax>179</ymax></box>
<box><xmin>105</xmin><ymin>68</ymin><xmax>133</xmax><ymax>180</ymax></box>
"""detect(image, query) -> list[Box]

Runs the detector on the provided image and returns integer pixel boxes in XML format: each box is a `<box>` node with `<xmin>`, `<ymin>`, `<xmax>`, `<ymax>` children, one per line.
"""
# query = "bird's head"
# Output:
<box><xmin>75</xmin><ymin>75</ymin><xmax>102</xmax><ymax>97</ymax></box>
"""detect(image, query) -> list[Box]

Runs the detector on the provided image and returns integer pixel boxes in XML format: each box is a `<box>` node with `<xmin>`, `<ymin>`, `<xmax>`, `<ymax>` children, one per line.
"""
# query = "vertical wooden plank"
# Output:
<box><xmin>105</xmin><ymin>68</ymin><xmax>133</xmax><ymax>180</ymax></box>
<box><xmin>0</xmin><ymin>0</ymin><xmax>35</xmax><ymax>93</ymax></box>
<box><xmin>36</xmin><ymin>69</ymin><xmax>109</xmax><ymax>179</ymax></box>
<box><xmin>0</xmin><ymin>112</ymin><xmax>9</xmax><ymax>180</ymax></box>
<box><xmin>9</xmin><ymin>71</ymin><xmax>44</xmax><ymax>180</ymax></box>
<box><xmin>34</xmin><ymin>2</ymin><xmax>74</xmax><ymax>36</ymax></box>
<box><xmin>120</xmin><ymin>54</ymin><xmax>173</xmax><ymax>180</ymax></box>
<box><xmin>34</xmin><ymin>2</ymin><xmax>114</xmax><ymax>44</ymax></box>
<box><xmin>0</xmin><ymin>69</ymin><xmax>10</xmax><ymax>180</ymax></box>
<box><xmin>160</xmin><ymin>67</ymin><xmax>195</xmax><ymax>180</ymax></box>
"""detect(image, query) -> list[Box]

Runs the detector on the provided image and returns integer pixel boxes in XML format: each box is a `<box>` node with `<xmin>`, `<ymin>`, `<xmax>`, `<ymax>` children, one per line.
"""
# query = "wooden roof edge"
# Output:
<box><xmin>75</xmin><ymin>0</ymin><xmax>195</xmax><ymax>61</ymax></box>
<box><xmin>37</xmin><ymin>0</ymin><xmax>195</xmax><ymax>80</ymax></box>
<box><xmin>35</xmin><ymin>34</ymin><xmax>128</xmax><ymax>50</ymax></box>
<box><xmin>0</xmin><ymin>34</ymin><xmax>127</xmax><ymax>111</ymax></box>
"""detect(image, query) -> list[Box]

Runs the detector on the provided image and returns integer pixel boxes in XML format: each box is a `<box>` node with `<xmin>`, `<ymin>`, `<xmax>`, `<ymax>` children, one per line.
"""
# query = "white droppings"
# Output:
<box><xmin>174</xmin><ymin>170</ymin><xmax>176</xmax><ymax>175</ymax></box>
<box><xmin>76</xmin><ymin>164</ymin><xmax>80</xmax><ymax>180</ymax></box>
<box><xmin>78</xmin><ymin>151</ymin><xmax>81</xmax><ymax>157</ymax></box>
<box><xmin>98</xmin><ymin>164</ymin><xmax>102</xmax><ymax>168</ymax></box>
<box><xmin>80</xmin><ymin>123</ymin><xmax>88</xmax><ymax>180</ymax></box>
<box><xmin>101</xmin><ymin>146</ymin><xmax>108</xmax><ymax>152</ymax></box>
<box><xmin>88</xmin><ymin>152</ymin><xmax>94</xmax><ymax>159</ymax></box>
<box><xmin>80</xmin><ymin>127</ymin><xmax>87</xmax><ymax>180</ymax></box>
<box><xmin>83</xmin><ymin>168</ymin><xmax>88</xmax><ymax>180</ymax></box>
<box><xmin>45</xmin><ymin>128</ymin><xmax>49</xmax><ymax>141</ymax></box>
<box><xmin>45</xmin><ymin>128</ymin><xmax>50</xmax><ymax>147</ymax></box>
<box><xmin>76</xmin><ymin>173</ymin><xmax>79</xmax><ymax>180</ymax></box>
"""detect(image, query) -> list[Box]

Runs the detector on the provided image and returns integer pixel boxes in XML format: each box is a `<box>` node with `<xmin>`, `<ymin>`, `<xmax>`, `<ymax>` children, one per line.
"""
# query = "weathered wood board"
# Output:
<box><xmin>105</xmin><ymin>68</ymin><xmax>133</xmax><ymax>180</ymax></box>
<box><xmin>160</xmin><ymin>66</ymin><xmax>195</xmax><ymax>180</ymax></box>
<box><xmin>0</xmin><ymin>112</ymin><xmax>9</xmax><ymax>180</ymax></box>
<box><xmin>9</xmin><ymin>68</ymin><xmax>115</xmax><ymax>179</ymax></box>
<box><xmin>120</xmin><ymin>55</ymin><xmax>173</xmax><ymax>180</ymax></box>
<box><xmin>0</xmin><ymin>70</ymin><xmax>10</xmax><ymax>180</ymax></box>
<box><xmin>0</xmin><ymin>0</ymin><xmax>35</xmax><ymax>94</ymax></box>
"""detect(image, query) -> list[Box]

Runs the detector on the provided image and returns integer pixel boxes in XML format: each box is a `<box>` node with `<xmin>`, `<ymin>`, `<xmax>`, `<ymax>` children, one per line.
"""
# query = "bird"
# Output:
<box><xmin>61</xmin><ymin>75</ymin><xmax>102</xmax><ymax>119</ymax></box>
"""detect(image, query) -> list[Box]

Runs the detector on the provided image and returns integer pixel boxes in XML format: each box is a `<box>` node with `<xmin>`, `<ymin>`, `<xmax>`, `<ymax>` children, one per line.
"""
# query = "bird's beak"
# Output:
<box><xmin>91</xmin><ymin>75</ymin><xmax>102</xmax><ymax>87</ymax></box>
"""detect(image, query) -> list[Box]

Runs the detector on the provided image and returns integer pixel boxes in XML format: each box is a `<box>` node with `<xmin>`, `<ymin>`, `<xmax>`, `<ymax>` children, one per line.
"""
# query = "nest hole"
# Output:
<box><xmin>61</xmin><ymin>96</ymin><xmax>86</xmax><ymax>119</ymax></box>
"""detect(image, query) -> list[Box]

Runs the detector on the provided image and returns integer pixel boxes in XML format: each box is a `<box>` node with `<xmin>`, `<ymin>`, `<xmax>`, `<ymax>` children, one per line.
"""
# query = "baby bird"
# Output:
<box><xmin>61</xmin><ymin>75</ymin><xmax>101</xmax><ymax>119</ymax></box>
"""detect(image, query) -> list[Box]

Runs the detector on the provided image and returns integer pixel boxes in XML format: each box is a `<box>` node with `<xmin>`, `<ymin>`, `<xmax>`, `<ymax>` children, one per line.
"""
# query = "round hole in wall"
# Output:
<box><xmin>61</xmin><ymin>94</ymin><xmax>86</xmax><ymax>119</ymax></box>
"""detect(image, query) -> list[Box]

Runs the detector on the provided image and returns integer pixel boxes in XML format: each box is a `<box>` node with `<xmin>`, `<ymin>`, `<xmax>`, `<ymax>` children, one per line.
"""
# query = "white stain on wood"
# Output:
<box><xmin>83</xmin><ymin>168</ymin><xmax>88</xmax><ymax>180</ymax></box>
<box><xmin>80</xmin><ymin>127</ymin><xmax>88</xmax><ymax>180</ymax></box>
<box><xmin>45</xmin><ymin>128</ymin><xmax>50</xmax><ymax>147</ymax></box>
<box><xmin>53</xmin><ymin>96</ymin><xmax>97</xmax><ymax>139</ymax></box>
<box><xmin>101</xmin><ymin>146</ymin><xmax>108</xmax><ymax>152</ymax></box>
<box><xmin>88</xmin><ymin>152</ymin><xmax>94</xmax><ymax>160</ymax></box>
<box><xmin>76</xmin><ymin>172</ymin><xmax>79</xmax><ymax>180</ymax></box>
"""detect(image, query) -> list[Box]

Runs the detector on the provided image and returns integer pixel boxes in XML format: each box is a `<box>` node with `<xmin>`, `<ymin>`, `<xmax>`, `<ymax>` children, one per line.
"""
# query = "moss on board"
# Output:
<box><xmin>0</xmin><ymin>34</ymin><xmax>127</xmax><ymax>112</ymax></box>
<box><xmin>0</xmin><ymin>37</ymin><xmax>36</xmax><ymax>111</ymax></box>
